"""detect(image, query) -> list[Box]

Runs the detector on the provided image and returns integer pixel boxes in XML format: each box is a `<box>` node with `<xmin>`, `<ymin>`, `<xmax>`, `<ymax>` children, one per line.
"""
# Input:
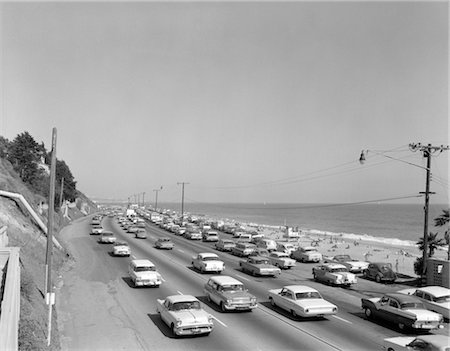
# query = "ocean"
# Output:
<box><xmin>155</xmin><ymin>202</ymin><xmax>449</xmax><ymax>248</ymax></box>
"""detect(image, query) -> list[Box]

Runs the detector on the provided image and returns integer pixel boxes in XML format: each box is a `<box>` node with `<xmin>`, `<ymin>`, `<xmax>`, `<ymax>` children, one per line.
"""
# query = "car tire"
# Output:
<box><xmin>220</xmin><ymin>302</ymin><xmax>227</xmax><ymax>313</ymax></box>
<box><xmin>363</xmin><ymin>270</ymin><xmax>369</xmax><ymax>278</ymax></box>
<box><xmin>270</xmin><ymin>297</ymin><xmax>276</xmax><ymax>307</ymax></box>
<box><xmin>291</xmin><ymin>310</ymin><xmax>298</xmax><ymax>318</ymax></box>
<box><xmin>206</xmin><ymin>294</ymin><xmax>211</xmax><ymax>302</ymax></box>
<box><xmin>171</xmin><ymin>323</ymin><xmax>177</xmax><ymax>337</ymax></box>
<box><xmin>364</xmin><ymin>308</ymin><xmax>372</xmax><ymax>319</ymax></box>
<box><xmin>398</xmin><ymin>323</ymin><xmax>406</xmax><ymax>331</ymax></box>
<box><xmin>375</xmin><ymin>275</ymin><xmax>381</xmax><ymax>283</ymax></box>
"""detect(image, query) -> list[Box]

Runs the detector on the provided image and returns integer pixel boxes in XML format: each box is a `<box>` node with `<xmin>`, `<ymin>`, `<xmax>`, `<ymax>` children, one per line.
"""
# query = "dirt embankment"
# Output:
<box><xmin>0</xmin><ymin>157</ymin><xmax>96</xmax><ymax>350</ymax></box>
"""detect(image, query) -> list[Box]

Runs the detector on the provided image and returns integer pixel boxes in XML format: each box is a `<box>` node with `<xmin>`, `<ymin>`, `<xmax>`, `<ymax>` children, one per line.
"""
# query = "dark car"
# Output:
<box><xmin>363</xmin><ymin>262</ymin><xmax>397</xmax><ymax>283</ymax></box>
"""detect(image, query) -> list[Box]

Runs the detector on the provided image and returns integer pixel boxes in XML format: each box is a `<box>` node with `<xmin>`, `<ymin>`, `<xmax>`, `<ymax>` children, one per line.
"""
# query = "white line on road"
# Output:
<box><xmin>211</xmin><ymin>315</ymin><xmax>227</xmax><ymax>327</ymax></box>
<box><xmin>177</xmin><ymin>249</ymin><xmax>184</xmax><ymax>253</ymax></box>
<box><xmin>131</xmin><ymin>255</ymin><xmax>137</xmax><ymax>259</ymax></box>
<box><xmin>177</xmin><ymin>290</ymin><xmax>183</xmax><ymax>295</ymax></box>
<box><xmin>332</xmin><ymin>315</ymin><xmax>352</xmax><ymax>324</ymax></box>
<box><xmin>234</xmin><ymin>274</ymin><xmax>250</xmax><ymax>281</ymax></box>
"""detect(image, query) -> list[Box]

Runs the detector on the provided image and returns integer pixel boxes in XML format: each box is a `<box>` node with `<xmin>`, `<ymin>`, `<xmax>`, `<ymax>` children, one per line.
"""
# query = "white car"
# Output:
<box><xmin>312</xmin><ymin>263</ymin><xmax>357</xmax><ymax>287</ymax></box>
<box><xmin>383</xmin><ymin>335</ymin><xmax>450</xmax><ymax>351</ymax></box>
<box><xmin>157</xmin><ymin>295</ymin><xmax>214</xmax><ymax>337</ymax></box>
<box><xmin>268</xmin><ymin>285</ymin><xmax>338</xmax><ymax>318</ymax></box>
<box><xmin>184</xmin><ymin>231</ymin><xmax>202</xmax><ymax>240</ymax></box>
<box><xmin>268</xmin><ymin>252</ymin><xmax>296</xmax><ymax>269</ymax></box>
<box><xmin>112</xmin><ymin>241</ymin><xmax>130</xmax><ymax>256</ymax></box>
<box><xmin>324</xmin><ymin>254</ymin><xmax>369</xmax><ymax>273</ymax></box>
<box><xmin>99</xmin><ymin>231</ymin><xmax>116</xmax><ymax>244</ymax></box>
<box><xmin>291</xmin><ymin>246</ymin><xmax>322</xmax><ymax>263</ymax></box>
<box><xmin>398</xmin><ymin>286</ymin><xmax>450</xmax><ymax>320</ymax></box>
<box><xmin>192</xmin><ymin>253</ymin><xmax>225</xmax><ymax>273</ymax></box>
<box><xmin>128</xmin><ymin>259</ymin><xmax>162</xmax><ymax>288</ymax></box>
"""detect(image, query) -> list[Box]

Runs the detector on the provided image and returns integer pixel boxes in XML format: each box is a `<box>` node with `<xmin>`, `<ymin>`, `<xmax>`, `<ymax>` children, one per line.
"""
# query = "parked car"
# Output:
<box><xmin>268</xmin><ymin>252</ymin><xmax>296</xmax><ymax>269</ymax></box>
<box><xmin>363</xmin><ymin>262</ymin><xmax>397</xmax><ymax>283</ymax></box>
<box><xmin>202</xmin><ymin>231</ymin><xmax>219</xmax><ymax>242</ymax></box>
<box><xmin>192</xmin><ymin>253</ymin><xmax>225</xmax><ymax>273</ymax></box>
<box><xmin>256</xmin><ymin>239</ymin><xmax>277</xmax><ymax>252</ymax></box>
<box><xmin>237</xmin><ymin>233</ymin><xmax>252</xmax><ymax>242</ymax></box>
<box><xmin>397</xmin><ymin>286</ymin><xmax>450</xmax><ymax>320</ymax></box>
<box><xmin>127</xmin><ymin>226</ymin><xmax>139</xmax><ymax>234</ymax></box>
<box><xmin>112</xmin><ymin>241</ymin><xmax>130</xmax><ymax>256</ymax></box>
<box><xmin>184</xmin><ymin>231</ymin><xmax>202</xmax><ymax>240</ymax></box>
<box><xmin>135</xmin><ymin>229</ymin><xmax>147</xmax><ymax>239</ymax></box>
<box><xmin>239</xmin><ymin>256</ymin><xmax>281</xmax><ymax>277</ymax></box>
<box><xmin>323</xmin><ymin>254</ymin><xmax>369</xmax><ymax>273</ymax></box>
<box><xmin>312</xmin><ymin>263</ymin><xmax>357</xmax><ymax>287</ymax></box>
<box><xmin>249</xmin><ymin>248</ymin><xmax>270</xmax><ymax>257</ymax></box>
<box><xmin>383</xmin><ymin>335</ymin><xmax>450</xmax><ymax>351</ymax></box>
<box><xmin>361</xmin><ymin>293</ymin><xmax>444</xmax><ymax>331</ymax></box>
<box><xmin>215</xmin><ymin>239</ymin><xmax>236</xmax><ymax>252</ymax></box>
<box><xmin>268</xmin><ymin>285</ymin><xmax>338</xmax><ymax>318</ymax></box>
<box><xmin>276</xmin><ymin>242</ymin><xmax>298</xmax><ymax>256</ymax></box>
<box><xmin>154</xmin><ymin>237</ymin><xmax>174</xmax><ymax>249</ymax></box>
<box><xmin>128</xmin><ymin>259</ymin><xmax>162</xmax><ymax>287</ymax></box>
<box><xmin>156</xmin><ymin>295</ymin><xmax>214</xmax><ymax>337</ymax></box>
<box><xmin>291</xmin><ymin>246</ymin><xmax>322</xmax><ymax>263</ymax></box>
<box><xmin>99</xmin><ymin>231</ymin><xmax>116</xmax><ymax>244</ymax></box>
<box><xmin>204</xmin><ymin>275</ymin><xmax>257</xmax><ymax>312</ymax></box>
<box><xmin>231</xmin><ymin>242</ymin><xmax>256</xmax><ymax>257</ymax></box>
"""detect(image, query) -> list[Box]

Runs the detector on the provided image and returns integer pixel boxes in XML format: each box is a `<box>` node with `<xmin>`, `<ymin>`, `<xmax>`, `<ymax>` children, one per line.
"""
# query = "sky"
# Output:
<box><xmin>1</xmin><ymin>1</ymin><xmax>448</xmax><ymax>205</ymax></box>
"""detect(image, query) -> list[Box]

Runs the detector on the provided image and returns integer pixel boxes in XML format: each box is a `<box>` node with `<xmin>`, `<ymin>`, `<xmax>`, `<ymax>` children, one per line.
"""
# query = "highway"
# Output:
<box><xmin>56</xmin><ymin>214</ymin><xmax>449</xmax><ymax>351</ymax></box>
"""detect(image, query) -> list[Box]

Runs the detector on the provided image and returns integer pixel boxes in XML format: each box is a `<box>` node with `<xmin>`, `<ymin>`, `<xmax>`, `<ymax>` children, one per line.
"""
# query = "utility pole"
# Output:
<box><xmin>45</xmin><ymin>128</ymin><xmax>57</xmax><ymax>346</ymax></box>
<box><xmin>409</xmin><ymin>143</ymin><xmax>449</xmax><ymax>283</ymax></box>
<box><xmin>142</xmin><ymin>192</ymin><xmax>145</xmax><ymax>208</ymax></box>
<box><xmin>153</xmin><ymin>187</ymin><xmax>162</xmax><ymax>211</ymax></box>
<box><xmin>177</xmin><ymin>182</ymin><xmax>189</xmax><ymax>223</ymax></box>
<box><xmin>59</xmin><ymin>177</ymin><xmax>64</xmax><ymax>209</ymax></box>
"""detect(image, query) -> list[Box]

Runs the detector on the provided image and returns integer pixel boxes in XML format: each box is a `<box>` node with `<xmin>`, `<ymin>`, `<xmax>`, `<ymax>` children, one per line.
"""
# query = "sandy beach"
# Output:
<box><xmin>240</xmin><ymin>224</ymin><xmax>448</xmax><ymax>278</ymax></box>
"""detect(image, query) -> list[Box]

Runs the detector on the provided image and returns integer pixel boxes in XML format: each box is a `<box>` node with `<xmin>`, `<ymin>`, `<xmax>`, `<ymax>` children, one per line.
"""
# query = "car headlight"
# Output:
<box><xmin>250</xmin><ymin>297</ymin><xmax>257</xmax><ymax>303</ymax></box>
<box><xmin>176</xmin><ymin>319</ymin><xmax>182</xmax><ymax>327</ymax></box>
<box><xmin>226</xmin><ymin>299</ymin><xmax>233</xmax><ymax>305</ymax></box>
<box><xmin>208</xmin><ymin>316</ymin><xmax>214</xmax><ymax>324</ymax></box>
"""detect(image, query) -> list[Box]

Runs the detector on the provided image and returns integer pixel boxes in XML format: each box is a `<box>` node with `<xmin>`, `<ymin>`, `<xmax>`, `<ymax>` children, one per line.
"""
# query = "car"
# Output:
<box><xmin>312</xmin><ymin>263</ymin><xmax>357</xmax><ymax>287</ymax></box>
<box><xmin>361</xmin><ymin>293</ymin><xmax>444</xmax><ymax>331</ymax></box>
<box><xmin>268</xmin><ymin>285</ymin><xmax>338</xmax><ymax>318</ymax></box>
<box><xmin>249</xmin><ymin>248</ymin><xmax>270</xmax><ymax>257</ymax></box>
<box><xmin>174</xmin><ymin>226</ymin><xmax>187</xmax><ymax>236</ymax></box>
<box><xmin>99</xmin><ymin>231</ymin><xmax>116</xmax><ymax>244</ymax></box>
<box><xmin>135</xmin><ymin>229</ymin><xmax>147</xmax><ymax>239</ymax></box>
<box><xmin>239</xmin><ymin>256</ymin><xmax>281</xmax><ymax>277</ymax></box>
<box><xmin>184</xmin><ymin>231</ymin><xmax>202</xmax><ymax>240</ymax></box>
<box><xmin>231</xmin><ymin>242</ymin><xmax>256</xmax><ymax>257</ymax></box>
<box><xmin>192</xmin><ymin>253</ymin><xmax>225</xmax><ymax>273</ymax></box>
<box><xmin>276</xmin><ymin>242</ymin><xmax>298</xmax><ymax>256</ymax></box>
<box><xmin>202</xmin><ymin>231</ymin><xmax>219</xmax><ymax>242</ymax></box>
<box><xmin>156</xmin><ymin>295</ymin><xmax>214</xmax><ymax>337</ymax></box>
<box><xmin>128</xmin><ymin>259</ymin><xmax>162</xmax><ymax>287</ymax></box>
<box><xmin>126</xmin><ymin>226</ymin><xmax>139</xmax><ymax>234</ymax></box>
<box><xmin>291</xmin><ymin>246</ymin><xmax>322</xmax><ymax>263</ymax></box>
<box><xmin>268</xmin><ymin>252</ymin><xmax>296</xmax><ymax>269</ymax></box>
<box><xmin>236</xmin><ymin>233</ymin><xmax>252</xmax><ymax>242</ymax></box>
<box><xmin>90</xmin><ymin>224</ymin><xmax>103</xmax><ymax>235</ymax></box>
<box><xmin>204</xmin><ymin>275</ymin><xmax>257</xmax><ymax>312</ymax></box>
<box><xmin>363</xmin><ymin>262</ymin><xmax>397</xmax><ymax>283</ymax></box>
<box><xmin>154</xmin><ymin>237</ymin><xmax>174</xmax><ymax>249</ymax></box>
<box><xmin>397</xmin><ymin>286</ymin><xmax>450</xmax><ymax>320</ymax></box>
<box><xmin>112</xmin><ymin>241</ymin><xmax>131</xmax><ymax>256</ymax></box>
<box><xmin>215</xmin><ymin>239</ymin><xmax>236</xmax><ymax>252</ymax></box>
<box><xmin>383</xmin><ymin>335</ymin><xmax>450</xmax><ymax>351</ymax></box>
<box><xmin>323</xmin><ymin>254</ymin><xmax>369</xmax><ymax>273</ymax></box>
<box><xmin>256</xmin><ymin>239</ymin><xmax>277</xmax><ymax>252</ymax></box>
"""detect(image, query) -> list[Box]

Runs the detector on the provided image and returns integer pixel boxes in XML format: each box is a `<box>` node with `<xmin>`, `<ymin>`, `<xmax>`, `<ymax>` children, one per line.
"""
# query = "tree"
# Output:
<box><xmin>417</xmin><ymin>232</ymin><xmax>446</xmax><ymax>258</ymax></box>
<box><xmin>55</xmin><ymin>159</ymin><xmax>78</xmax><ymax>203</ymax></box>
<box><xmin>434</xmin><ymin>209</ymin><xmax>449</xmax><ymax>260</ymax></box>
<box><xmin>0</xmin><ymin>136</ymin><xmax>10</xmax><ymax>158</ymax></box>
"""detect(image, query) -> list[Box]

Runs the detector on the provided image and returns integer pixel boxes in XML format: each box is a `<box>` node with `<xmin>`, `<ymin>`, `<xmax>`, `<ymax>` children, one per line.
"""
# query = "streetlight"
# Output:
<box><xmin>153</xmin><ymin>186</ymin><xmax>163</xmax><ymax>211</ymax></box>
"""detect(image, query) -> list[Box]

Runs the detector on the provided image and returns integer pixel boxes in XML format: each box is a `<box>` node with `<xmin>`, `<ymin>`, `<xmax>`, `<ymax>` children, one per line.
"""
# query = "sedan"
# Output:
<box><xmin>154</xmin><ymin>237</ymin><xmax>174</xmax><ymax>249</ymax></box>
<box><xmin>192</xmin><ymin>253</ymin><xmax>225</xmax><ymax>274</ymax></box>
<box><xmin>397</xmin><ymin>286</ymin><xmax>450</xmax><ymax>320</ymax></box>
<box><xmin>156</xmin><ymin>295</ymin><xmax>214</xmax><ymax>337</ymax></box>
<box><xmin>99</xmin><ymin>231</ymin><xmax>116</xmax><ymax>244</ymax></box>
<box><xmin>239</xmin><ymin>256</ymin><xmax>281</xmax><ymax>277</ymax></box>
<box><xmin>383</xmin><ymin>335</ymin><xmax>450</xmax><ymax>351</ymax></box>
<box><xmin>312</xmin><ymin>263</ymin><xmax>357</xmax><ymax>287</ymax></box>
<box><xmin>268</xmin><ymin>285</ymin><xmax>338</xmax><ymax>318</ymax></box>
<box><xmin>268</xmin><ymin>252</ymin><xmax>296</xmax><ymax>269</ymax></box>
<box><xmin>135</xmin><ymin>229</ymin><xmax>147</xmax><ymax>239</ymax></box>
<box><xmin>112</xmin><ymin>242</ymin><xmax>130</xmax><ymax>256</ymax></box>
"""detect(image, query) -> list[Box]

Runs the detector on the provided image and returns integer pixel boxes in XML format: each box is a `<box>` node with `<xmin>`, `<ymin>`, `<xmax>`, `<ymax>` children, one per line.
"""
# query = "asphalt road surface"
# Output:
<box><xmin>55</xmin><ymin>215</ymin><xmax>449</xmax><ymax>350</ymax></box>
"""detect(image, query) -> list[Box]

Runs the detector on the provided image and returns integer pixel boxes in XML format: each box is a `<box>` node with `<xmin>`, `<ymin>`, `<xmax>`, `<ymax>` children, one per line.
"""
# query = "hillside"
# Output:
<box><xmin>0</xmin><ymin>157</ymin><xmax>97</xmax><ymax>350</ymax></box>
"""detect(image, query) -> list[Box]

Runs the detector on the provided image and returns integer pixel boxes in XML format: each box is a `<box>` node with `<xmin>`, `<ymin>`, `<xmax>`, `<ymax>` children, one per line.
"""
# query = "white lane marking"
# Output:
<box><xmin>211</xmin><ymin>315</ymin><xmax>227</xmax><ymax>327</ymax></box>
<box><xmin>234</xmin><ymin>274</ymin><xmax>250</xmax><ymax>281</ymax></box>
<box><xmin>332</xmin><ymin>315</ymin><xmax>352</xmax><ymax>324</ymax></box>
<box><xmin>177</xmin><ymin>290</ymin><xmax>183</xmax><ymax>295</ymax></box>
<box><xmin>131</xmin><ymin>255</ymin><xmax>137</xmax><ymax>259</ymax></box>
<box><xmin>177</xmin><ymin>249</ymin><xmax>184</xmax><ymax>253</ymax></box>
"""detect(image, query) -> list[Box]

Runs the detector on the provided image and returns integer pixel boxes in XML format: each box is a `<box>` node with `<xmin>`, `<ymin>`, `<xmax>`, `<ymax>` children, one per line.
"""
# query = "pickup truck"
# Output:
<box><xmin>361</xmin><ymin>293</ymin><xmax>444</xmax><ymax>331</ymax></box>
<box><xmin>239</xmin><ymin>256</ymin><xmax>281</xmax><ymax>277</ymax></box>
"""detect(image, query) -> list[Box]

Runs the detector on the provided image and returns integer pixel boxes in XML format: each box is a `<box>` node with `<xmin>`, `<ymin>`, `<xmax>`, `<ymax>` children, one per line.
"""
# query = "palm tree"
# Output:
<box><xmin>417</xmin><ymin>232</ymin><xmax>446</xmax><ymax>258</ymax></box>
<box><xmin>434</xmin><ymin>209</ymin><xmax>449</xmax><ymax>260</ymax></box>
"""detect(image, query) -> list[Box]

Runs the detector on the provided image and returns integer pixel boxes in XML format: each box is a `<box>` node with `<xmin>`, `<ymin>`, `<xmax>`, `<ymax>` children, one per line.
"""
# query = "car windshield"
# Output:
<box><xmin>160</xmin><ymin>239</ymin><xmax>171</xmax><ymax>242</ymax></box>
<box><xmin>330</xmin><ymin>268</ymin><xmax>348</xmax><ymax>273</ymax></box>
<box><xmin>296</xmin><ymin>292</ymin><xmax>321</xmax><ymax>299</ymax></box>
<box><xmin>171</xmin><ymin>301</ymin><xmax>201</xmax><ymax>311</ymax></box>
<box><xmin>221</xmin><ymin>284</ymin><xmax>244</xmax><ymax>292</ymax></box>
<box><xmin>103</xmin><ymin>233</ymin><xmax>113</xmax><ymax>237</ymax></box>
<box><xmin>336</xmin><ymin>255</ymin><xmax>350</xmax><ymax>260</ymax></box>
<box><xmin>115</xmin><ymin>242</ymin><xmax>128</xmax><ymax>246</ymax></box>
<box><xmin>401</xmin><ymin>302</ymin><xmax>425</xmax><ymax>309</ymax></box>
<box><xmin>134</xmin><ymin>266</ymin><xmax>155</xmax><ymax>272</ymax></box>
<box><xmin>255</xmin><ymin>259</ymin><xmax>269</xmax><ymax>264</ymax></box>
<box><xmin>434</xmin><ymin>295</ymin><xmax>450</xmax><ymax>303</ymax></box>
<box><xmin>380</xmin><ymin>264</ymin><xmax>392</xmax><ymax>271</ymax></box>
<box><xmin>202</xmin><ymin>256</ymin><xmax>218</xmax><ymax>261</ymax></box>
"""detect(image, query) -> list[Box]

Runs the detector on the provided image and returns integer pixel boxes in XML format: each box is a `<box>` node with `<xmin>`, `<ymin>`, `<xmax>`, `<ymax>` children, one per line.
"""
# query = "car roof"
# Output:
<box><xmin>413</xmin><ymin>335</ymin><xmax>450</xmax><ymax>347</ymax></box>
<box><xmin>282</xmin><ymin>285</ymin><xmax>319</xmax><ymax>294</ymax></box>
<box><xmin>198</xmin><ymin>252</ymin><xmax>219</xmax><ymax>258</ymax></box>
<box><xmin>131</xmin><ymin>259</ymin><xmax>155</xmax><ymax>266</ymax></box>
<box><xmin>271</xmin><ymin>251</ymin><xmax>288</xmax><ymax>256</ymax></box>
<box><xmin>385</xmin><ymin>293</ymin><xmax>422</xmax><ymax>303</ymax></box>
<box><xmin>323</xmin><ymin>263</ymin><xmax>347</xmax><ymax>269</ymax></box>
<box><xmin>208</xmin><ymin>275</ymin><xmax>243</xmax><ymax>285</ymax></box>
<box><xmin>166</xmin><ymin>295</ymin><xmax>199</xmax><ymax>303</ymax></box>
<box><xmin>416</xmin><ymin>286</ymin><xmax>450</xmax><ymax>297</ymax></box>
